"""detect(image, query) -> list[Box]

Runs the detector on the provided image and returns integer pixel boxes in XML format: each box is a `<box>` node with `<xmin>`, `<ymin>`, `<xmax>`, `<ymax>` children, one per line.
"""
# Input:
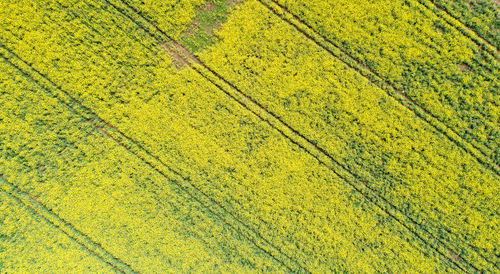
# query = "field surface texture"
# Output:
<box><xmin>0</xmin><ymin>0</ymin><xmax>498</xmax><ymax>273</ymax></box>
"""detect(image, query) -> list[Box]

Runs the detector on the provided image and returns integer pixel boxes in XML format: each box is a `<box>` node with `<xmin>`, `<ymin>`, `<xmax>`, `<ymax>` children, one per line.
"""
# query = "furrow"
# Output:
<box><xmin>0</xmin><ymin>42</ymin><xmax>306</xmax><ymax>273</ymax></box>
<box><xmin>0</xmin><ymin>175</ymin><xmax>136</xmax><ymax>274</ymax></box>
<box><xmin>102</xmin><ymin>0</ymin><xmax>484</xmax><ymax>271</ymax></box>
<box><xmin>257</xmin><ymin>0</ymin><xmax>500</xmax><ymax>177</ymax></box>
<box><xmin>417</xmin><ymin>0</ymin><xmax>499</xmax><ymax>59</ymax></box>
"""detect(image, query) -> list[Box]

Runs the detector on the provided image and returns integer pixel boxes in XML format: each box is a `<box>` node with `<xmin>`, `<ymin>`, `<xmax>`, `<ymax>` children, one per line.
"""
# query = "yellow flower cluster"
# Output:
<box><xmin>0</xmin><ymin>191</ymin><xmax>112</xmax><ymax>272</ymax></box>
<box><xmin>270</xmin><ymin>0</ymin><xmax>499</xmax><ymax>162</ymax></box>
<box><xmin>127</xmin><ymin>0</ymin><xmax>205</xmax><ymax>39</ymax></box>
<box><xmin>0</xmin><ymin>59</ymin><xmax>284</xmax><ymax>272</ymax></box>
<box><xmin>0</xmin><ymin>0</ymin><xmax>497</xmax><ymax>272</ymax></box>
<box><xmin>198</xmin><ymin>0</ymin><xmax>498</xmax><ymax>269</ymax></box>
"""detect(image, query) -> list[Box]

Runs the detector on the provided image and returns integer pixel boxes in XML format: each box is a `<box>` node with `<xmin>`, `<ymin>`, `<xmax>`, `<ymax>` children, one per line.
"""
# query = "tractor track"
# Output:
<box><xmin>257</xmin><ymin>0</ymin><xmax>500</xmax><ymax>176</ymax></box>
<box><xmin>102</xmin><ymin>0</ymin><xmax>492</xmax><ymax>271</ymax></box>
<box><xmin>0</xmin><ymin>42</ymin><xmax>306</xmax><ymax>273</ymax></box>
<box><xmin>421</xmin><ymin>0</ymin><xmax>500</xmax><ymax>58</ymax></box>
<box><xmin>0</xmin><ymin>175</ymin><xmax>136</xmax><ymax>274</ymax></box>
<box><xmin>1</xmin><ymin>0</ymin><xmax>495</xmax><ymax>270</ymax></box>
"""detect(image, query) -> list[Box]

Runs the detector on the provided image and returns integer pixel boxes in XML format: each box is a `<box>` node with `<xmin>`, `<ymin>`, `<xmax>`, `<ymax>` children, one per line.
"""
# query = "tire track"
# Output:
<box><xmin>0</xmin><ymin>175</ymin><xmax>136</xmax><ymax>274</ymax></box>
<box><xmin>0</xmin><ymin>42</ymin><xmax>305</xmax><ymax>273</ymax></box>
<box><xmin>419</xmin><ymin>0</ymin><xmax>499</xmax><ymax>59</ymax></box>
<box><xmin>102</xmin><ymin>0</ymin><xmax>487</xmax><ymax>271</ymax></box>
<box><xmin>252</xmin><ymin>0</ymin><xmax>500</xmax><ymax>268</ymax></box>
<box><xmin>257</xmin><ymin>0</ymin><xmax>500</xmax><ymax>176</ymax></box>
<box><xmin>250</xmin><ymin>7</ymin><xmax>500</xmax><ymax>264</ymax></box>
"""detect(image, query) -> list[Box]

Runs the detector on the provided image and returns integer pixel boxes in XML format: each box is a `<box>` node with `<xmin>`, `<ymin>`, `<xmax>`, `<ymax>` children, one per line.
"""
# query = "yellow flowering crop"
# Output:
<box><xmin>0</xmin><ymin>0</ymin><xmax>497</xmax><ymax>272</ymax></box>
<box><xmin>0</xmin><ymin>190</ymin><xmax>114</xmax><ymax>272</ymax></box>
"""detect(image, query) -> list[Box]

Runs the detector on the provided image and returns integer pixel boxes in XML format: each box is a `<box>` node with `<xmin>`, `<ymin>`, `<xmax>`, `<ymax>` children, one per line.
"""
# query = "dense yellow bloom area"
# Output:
<box><xmin>126</xmin><ymin>0</ymin><xmax>205</xmax><ymax>39</ymax></box>
<box><xmin>271</xmin><ymin>0</ymin><xmax>500</xmax><ymax>162</ymax></box>
<box><xmin>0</xmin><ymin>191</ymin><xmax>112</xmax><ymax>272</ymax></box>
<box><xmin>0</xmin><ymin>0</ymin><xmax>460</xmax><ymax>272</ymax></box>
<box><xmin>0</xmin><ymin>0</ymin><xmax>497</xmax><ymax>272</ymax></box>
<box><xmin>0</xmin><ymin>60</ymin><xmax>286</xmax><ymax>272</ymax></box>
<box><xmin>199</xmin><ymin>0</ymin><xmax>498</xmax><ymax>268</ymax></box>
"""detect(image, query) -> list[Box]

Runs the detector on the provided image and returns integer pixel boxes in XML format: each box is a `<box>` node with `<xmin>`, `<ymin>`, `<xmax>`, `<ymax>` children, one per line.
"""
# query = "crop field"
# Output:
<box><xmin>0</xmin><ymin>0</ymin><xmax>498</xmax><ymax>272</ymax></box>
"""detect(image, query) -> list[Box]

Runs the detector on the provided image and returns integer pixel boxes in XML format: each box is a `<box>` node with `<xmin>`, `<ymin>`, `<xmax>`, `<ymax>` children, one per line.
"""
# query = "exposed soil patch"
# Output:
<box><xmin>466</xmin><ymin>0</ymin><xmax>477</xmax><ymax>12</ymax></box>
<box><xmin>172</xmin><ymin>41</ymin><xmax>203</xmax><ymax>65</ymax></box>
<box><xmin>447</xmin><ymin>249</ymin><xmax>464</xmax><ymax>264</ymax></box>
<box><xmin>459</xmin><ymin>63</ymin><xmax>472</xmax><ymax>72</ymax></box>
<box><xmin>160</xmin><ymin>42</ymin><xmax>188</xmax><ymax>69</ymax></box>
<box><xmin>227</xmin><ymin>0</ymin><xmax>244</xmax><ymax>8</ymax></box>
<box><xmin>162</xmin><ymin>0</ymin><xmax>246</xmax><ymax>68</ymax></box>
<box><xmin>179</xmin><ymin>0</ymin><xmax>245</xmax><ymax>53</ymax></box>
<box><xmin>183</xmin><ymin>21</ymin><xmax>200</xmax><ymax>38</ymax></box>
<box><xmin>160</xmin><ymin>41</ymin><xmax>203</xmax><ymax>68</ymax></box>
<box><xmin>201</xmin><ymin>1</ymin><xmax>216</xmax><ymax>12</ymax></box>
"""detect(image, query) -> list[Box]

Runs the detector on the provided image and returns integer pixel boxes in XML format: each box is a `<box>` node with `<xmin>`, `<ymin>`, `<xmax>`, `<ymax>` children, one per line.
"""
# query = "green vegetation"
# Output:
<box><xmin>180</xmin><ymin>0</ymin><xmax>241</xmax><ymax>52</ymax></box>
<box><xmin>199</xmin><ymin>1</ymin><xmax>499</xmax><ymax>268</ymax></box>
<box><xmin>0</xmin><ymin>0</ymin><xmax>498</xmax><ymax>272</ymax></box>
<box><xmin>0</xmin><ymin>57</ymin><xmax>285</xmax><ymax>272</ymax></box>
<box><xmin>126</xmin><ymin>0</ymin><xmax>205</xmax><ymax>39</ymax></box>
<box><xmin>0</xmin><ymin>188</ymin><xmax>114</xmax><ymax>272</ymax></box>
<box><xmin>269</xmin><ymin>0</ymin><xmax>499</xmax><ymax>165</ymax></box>
<box><xmin>431</xmin><ymin>0</ymin><xmax>500</xmax><ymax>49</ymax></box>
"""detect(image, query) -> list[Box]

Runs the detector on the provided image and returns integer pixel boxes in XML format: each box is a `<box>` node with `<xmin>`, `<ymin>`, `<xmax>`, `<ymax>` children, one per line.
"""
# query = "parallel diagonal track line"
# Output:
<box><xmin>52</xmin><ymin>1</ymin><xmax>158</xmax><ymax>56</ymax></box>
<box><xmin>0</xmin><ymin>175</ymin><xmax>136</xmax><ymax>274</ymax></box>
<box><xmin>103</xmin><ymin>0</ymin><xmax>485</xmax><ymax>271</ymax></box>
<box><xmin>246</xmin><ymin>7</ymin><xmax>498</xmax><ymax>266</ymax></box>
<box><xmin>418</xmin><ymin>0</ymin><xmax>499</xmax><ymax>59</ymax></box>
<box><xmin>0</xmin><ymin>43</ymin><xmax>305</xmax><ymax>273</ymax></box>
<box><xmin>257</xmin><ymin>0</ymin><xmax>500</xmax><ymax>177</ymax></box>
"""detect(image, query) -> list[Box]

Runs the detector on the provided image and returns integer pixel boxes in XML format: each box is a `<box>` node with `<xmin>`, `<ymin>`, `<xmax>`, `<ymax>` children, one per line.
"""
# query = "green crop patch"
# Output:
<box><xmin>180</xmin><ymin>0</ymin><xmax>245</xmax><ymax>52</ymax></box>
